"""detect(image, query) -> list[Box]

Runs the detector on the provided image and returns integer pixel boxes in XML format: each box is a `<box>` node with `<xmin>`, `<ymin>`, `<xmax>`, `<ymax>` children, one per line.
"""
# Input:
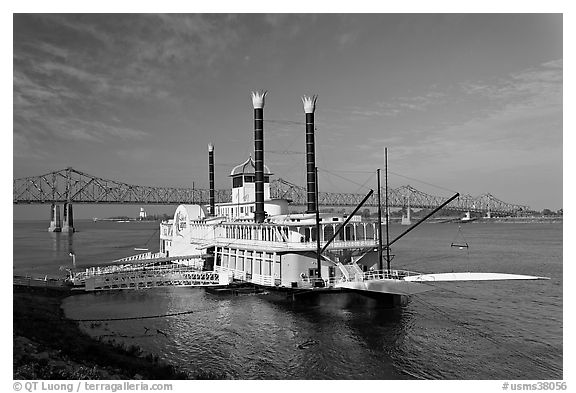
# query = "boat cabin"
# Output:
<box><xmin>159</xmin><ymin>157</ymin><xmax>380</xmax><ymax>288</ymax></box>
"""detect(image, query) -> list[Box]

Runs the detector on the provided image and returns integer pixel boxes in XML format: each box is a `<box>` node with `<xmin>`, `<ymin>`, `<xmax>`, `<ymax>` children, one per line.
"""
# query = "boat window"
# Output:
<box><xmin>263</xmin><ymin>261</ymin><xmax>271</xmax><ymax>275</ymax></box>
<box><xmin>332</xmin><ymin>218</ymin><xmax>339</xmax><ymax>222</ymax></box>
<box><xmin>232</xmin><ymin>176</ymin><xmax>243</xmax><ymax>187</ymax></box>
<box><xmin>324</xmin><ymin>225</ymin><xmax>334</xmax><ymax>240</ymax></box>
<box><xmin>311</xmin><ymin>228</ymin><xmax>318</xmax><ymax>241</ymax></box>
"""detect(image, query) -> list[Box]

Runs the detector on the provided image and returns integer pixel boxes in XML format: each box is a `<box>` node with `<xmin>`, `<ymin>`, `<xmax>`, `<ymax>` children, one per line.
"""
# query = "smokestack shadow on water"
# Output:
<box><xmin>251</xmin><ymin>90</ymin><xmax>267</xmax><ymax>224</ymax></box>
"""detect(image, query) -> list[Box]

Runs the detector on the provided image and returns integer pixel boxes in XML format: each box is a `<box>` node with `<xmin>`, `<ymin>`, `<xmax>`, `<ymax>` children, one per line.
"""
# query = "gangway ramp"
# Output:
<box><xmin>78</xmin><ymin>263</ymin><xmax>220</xmax><ymax>291</ymax></box>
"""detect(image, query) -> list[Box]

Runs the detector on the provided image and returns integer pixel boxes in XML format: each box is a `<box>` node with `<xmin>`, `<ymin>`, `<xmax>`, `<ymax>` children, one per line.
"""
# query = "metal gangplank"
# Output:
<box><xmin>73</xmin><ymin>263</ymin><xmax>220</xmax><ymax>292</ymax></box>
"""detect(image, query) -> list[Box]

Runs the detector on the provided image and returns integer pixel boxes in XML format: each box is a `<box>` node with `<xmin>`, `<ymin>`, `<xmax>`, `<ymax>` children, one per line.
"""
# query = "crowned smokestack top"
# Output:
<box><xmin>208</xmin><ymin>143</ymin><xmax>215</xmax><ymax>216</ymax></box>
<box><xmin>302</xmin><ymin>94</ymin><xmax>317</xmax><ymax>114</ymax></box>
<box><xmin>251</xmin><ymin>90</ymin><xmax>267</xmax><ymax>109</ymax></box>
<box><xmin>252</xmin><ymin>90</ymin><xmax>267</xmax><ymax>223</ymax></box>
<box><xmin>302</xmin><ymin>94</ymin><xmax>318</xmax><ymax>213</ymax></box>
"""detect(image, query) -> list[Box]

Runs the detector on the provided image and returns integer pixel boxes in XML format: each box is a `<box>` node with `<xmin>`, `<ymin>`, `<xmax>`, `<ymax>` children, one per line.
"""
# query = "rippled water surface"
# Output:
<box><xmin>14</xmin><ymin>219</ymin><xmax>563</xmax><ymax>379</ymax></box>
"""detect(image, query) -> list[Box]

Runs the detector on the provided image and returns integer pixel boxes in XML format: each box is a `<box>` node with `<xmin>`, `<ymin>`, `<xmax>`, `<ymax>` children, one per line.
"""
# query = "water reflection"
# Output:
<box><xmin>64</xmin><ymin>288</ymin><xmax>414</xmax><ymax>379</ymax></box>
<box><xmin>49</xmin><ymin>232</ymin><xmax>75</xmax><ymax>263</ymax></box>
<box><xmin>234</xmin><ymin>294</ymin><xmax>412</xmax><ymax>379</ymax></box>
<box><xmin>67</xmin><ymin>232</ymin><xmax>74</xmax><ymax>256</ymax></box>
<box><xmin>49</xmin><ymin>232</ymin><xmax>61</xmax><ymax>255</ymax></box>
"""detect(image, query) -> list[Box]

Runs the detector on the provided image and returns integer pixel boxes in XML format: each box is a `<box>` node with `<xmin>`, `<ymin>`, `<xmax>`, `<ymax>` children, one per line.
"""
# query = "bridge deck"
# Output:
<box><xmin>13</xmin><ymin>167</ymin><xmax>530</xmax><ymax>214</ymax></box>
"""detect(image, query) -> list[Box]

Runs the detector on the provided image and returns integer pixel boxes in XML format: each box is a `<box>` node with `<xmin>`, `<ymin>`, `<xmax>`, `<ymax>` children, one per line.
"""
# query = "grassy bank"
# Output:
<box><xmin>13</xmin><ymin>286</ymin><xmax>223</xmax><ymax>380</ymax></box>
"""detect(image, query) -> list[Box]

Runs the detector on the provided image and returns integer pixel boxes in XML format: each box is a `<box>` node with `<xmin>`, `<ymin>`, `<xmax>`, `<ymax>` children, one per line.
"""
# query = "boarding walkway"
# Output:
<box><xmin>72</xmin><ymin>262</ymin><xmax>220</xmax><ymax>291</ymax></box>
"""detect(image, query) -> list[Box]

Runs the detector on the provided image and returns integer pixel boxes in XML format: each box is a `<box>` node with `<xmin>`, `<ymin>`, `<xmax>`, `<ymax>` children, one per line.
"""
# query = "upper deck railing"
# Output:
<box><xmin>181</xmin><ymin>219</ymin><xmax>380</xmax><ymax>252</ymax></box>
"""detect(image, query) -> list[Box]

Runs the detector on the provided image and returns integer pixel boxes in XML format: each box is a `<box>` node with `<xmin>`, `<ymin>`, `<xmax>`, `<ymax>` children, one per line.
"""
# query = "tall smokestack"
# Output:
<box><xmin>208</xmin><ymin>143</ymin><xmax>215</xmax><ymax>216</ymax></box>
<box><xmin>251</xmin><ymin>90</ymin><xmax>267</xmax><ymax>223</ymax></box>
<box><xmin>302</xmin><ymin>95</ymin><xmax>318</xmax><ymax>213</ymax></box>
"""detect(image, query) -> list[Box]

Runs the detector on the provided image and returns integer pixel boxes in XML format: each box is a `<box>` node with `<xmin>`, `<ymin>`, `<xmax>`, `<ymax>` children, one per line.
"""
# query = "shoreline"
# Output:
<box><xmin>13</xmin><ymin>286</ymin><xmax>224</xmax><ymax>380</ymax></box>
<box><xmin>460</xmin><ymin>217</ymin><xmax>562</xmax><ymax>224</ymax></box>
<box><xmin>382</xmin><ymin>217</ymin><xmax>563</xmax><ymax>224</ymax></box>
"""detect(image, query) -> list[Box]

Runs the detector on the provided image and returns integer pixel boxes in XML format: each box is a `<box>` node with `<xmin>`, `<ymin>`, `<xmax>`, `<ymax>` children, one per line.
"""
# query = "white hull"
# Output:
<box><xmin>336</xmin><ymin>278</ymin><xmax>434</xmax><ymax>296</ymax></box>
<box><xmin>404</xmin><ymin>272</ymin><xmax>549</xmax><ymax>282</ymax></box>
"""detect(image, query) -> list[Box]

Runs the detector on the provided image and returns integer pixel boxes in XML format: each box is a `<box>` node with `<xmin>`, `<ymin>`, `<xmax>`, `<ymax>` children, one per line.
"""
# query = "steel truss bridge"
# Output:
<box><xmin>13</xmin><ymin>167</ymin><xmax>530</xmax><ymax>215</ymax></box>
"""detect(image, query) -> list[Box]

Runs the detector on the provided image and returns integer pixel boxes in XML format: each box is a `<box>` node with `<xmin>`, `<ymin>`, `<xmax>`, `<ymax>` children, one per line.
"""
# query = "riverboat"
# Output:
<box><xmin>70</xmin><ymin>91</ymin><xmax>546</xmax><ymax>304</ymax></box>
<box><xmin>143</xmin><ymin>91</ymin><xmax>545</xmax><ymax>306</ymax></box>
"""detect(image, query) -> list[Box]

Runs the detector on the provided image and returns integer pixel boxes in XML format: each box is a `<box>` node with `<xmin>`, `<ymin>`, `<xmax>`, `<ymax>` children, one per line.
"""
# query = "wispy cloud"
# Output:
<box><xmin>460</xmin><ymin>59</ymin><xmax>562</xmax><ymax>104</ymax></box>
<box><xmin>14</xmin><ymin>113</ymin><xmax>148</xmax><ymax>157</ymax></box>
<box><xmin>386</xmin><ymin>91</ymin><xmax>447</xmax><ymax>112</ymax></box>
<box><xmin>36</xmin><ymin>61</ymin><xmax>104</xmax><ymax>84</ymax></box>
<box><xmin>37</xmin><ymin>14</ymin><xmax>114</xmax><ymax>47</ymax></box>
<box><xmin>131</xmin><ymin>14</ymin><xmax>239</xmax><ymax>69</ymax></box>
<box><xmin>331</xmin><ymin>90</ymin><xmax>448</xmax><ymax>121</ymax></box>
<box><xmin>63</xmin><ymin>119</ymin><xmax>148</xmax><ymax>141</ymax></box>
<box><xmin>14</xmin><ymin>14</ymin><xmax>242</xmax><ymax>111</ymax></box>
<box><xmin>34</xmin><ymin>41</ymin><xmax>70</xmax><ymax>59</ymax></box>
<box><xmin>337</xmin><ymin>31</ymin><xmax>358</xmax><ymax>46</ymax></box>
<box><xmin>344</xmin><ymin>59</ymin><xmax>561</xmax><ymax>131</ymax></box>
<box><xmin>348</xmin><ymin>59</ymin><xmax>562</xmax><ymax>171</ymax></box>
<box><xmin>455</xmin><ymin>59</ymin><xmax>562</xmax><ymax>147</ymax></box>
<box><xmin>262</xmin><ymin>14</ymin><xmax>316</xmax><ymax>38</ymax></box>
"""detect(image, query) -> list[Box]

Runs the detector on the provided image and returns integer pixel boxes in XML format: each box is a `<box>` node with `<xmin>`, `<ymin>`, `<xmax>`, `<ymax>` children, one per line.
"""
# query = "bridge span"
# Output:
<box><xmin>13</xmin><ymin>167</ymin><xmax>530</xmax><ymax>231</ymax></box>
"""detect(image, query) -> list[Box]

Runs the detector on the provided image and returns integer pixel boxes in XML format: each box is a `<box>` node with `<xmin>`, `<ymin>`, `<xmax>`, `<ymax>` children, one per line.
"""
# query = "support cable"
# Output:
<box><xmin>388</xmin><ymin>170</ymin><xmax>459</xmax><ymax>195</ymax></box>
<box><xmin>319</xmin><ymin>167</ymin><xmax>376</xmax><ymax>193</ymax></box>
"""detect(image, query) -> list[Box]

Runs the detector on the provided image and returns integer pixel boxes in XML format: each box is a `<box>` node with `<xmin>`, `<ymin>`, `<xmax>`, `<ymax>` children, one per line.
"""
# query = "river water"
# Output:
<box><xmin>13</xmin><ymin>219</ymin><xmax>563</xmax><ymax>379</ymax></box>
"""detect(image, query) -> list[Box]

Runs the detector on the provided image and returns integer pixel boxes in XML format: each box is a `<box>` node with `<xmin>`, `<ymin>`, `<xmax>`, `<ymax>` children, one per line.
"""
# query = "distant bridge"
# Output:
<box><xmin>13</xmin><ymin>168</ymin><xmax>530</xmax><ymax>216</ymax></box>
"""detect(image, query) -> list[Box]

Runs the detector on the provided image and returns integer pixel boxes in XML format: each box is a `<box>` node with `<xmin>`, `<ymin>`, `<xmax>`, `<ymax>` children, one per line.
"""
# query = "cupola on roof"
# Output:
<box><xmin>230</xmin><ymin>156</ymin><xmax>272</xmax><ymax>176</ymax></box>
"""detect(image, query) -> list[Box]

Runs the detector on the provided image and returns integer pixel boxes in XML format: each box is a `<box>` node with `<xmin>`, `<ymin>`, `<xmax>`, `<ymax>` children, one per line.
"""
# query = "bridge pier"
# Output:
<box><xmin>401</xmin><ymin>213</ymin><xmax>411</xmax><ymax>225</ymax></box>
<box><xmin>48</xmin><ymin>204</ymin><xmax>62</xmax><ymax>232</ymax></box>
<box><xmin>401</xmin><ymin>195</ymin><xmax>412</xmax><ymax>225</ymax></box>
<box><xmin>62</xmin><ymin>203</ymin><xmax>75</xmax><ymax>233</ymax></box>
<box><xmin>401</xmin><ymin>207</ymin><xmax>412</xmax><ymax>226</ymax></box>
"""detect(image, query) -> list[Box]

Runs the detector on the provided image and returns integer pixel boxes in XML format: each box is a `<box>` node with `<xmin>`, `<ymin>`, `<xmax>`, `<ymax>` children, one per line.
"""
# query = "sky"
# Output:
<box><xmin>11</xmin><ymin>13</ymin><xmax>563</xmax><ymax>219</ymax></box>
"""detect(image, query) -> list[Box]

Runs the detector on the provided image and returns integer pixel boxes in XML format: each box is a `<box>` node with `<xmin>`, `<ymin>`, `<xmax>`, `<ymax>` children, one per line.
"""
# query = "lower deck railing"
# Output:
<box><xmin>216</xmin><ymin>266</ymin><xmax>247</xmax><ymax>282</ymax></box>
<box><xmin>251</xmin><ymin>273</ymin><xmax>274</xmax><ymax>286</ymax></box>
<box><xmin>216</xmin><ymin>264</ymin><xmax>423</xmax><ymax>289</ymax></box>
<box><xmin>114</xmin><ymin>251</ymin><xmax>164</xmax><ymax>262</ymax></box>
<box><xmin>216</xmin><ymin>266</ymin><xmax>275</xmax><ymax>287</ymax></box>
<box><xmin>361</xmin><ymin>269</ymin><xmax>422</xmax><ymax>281</ymax></box>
